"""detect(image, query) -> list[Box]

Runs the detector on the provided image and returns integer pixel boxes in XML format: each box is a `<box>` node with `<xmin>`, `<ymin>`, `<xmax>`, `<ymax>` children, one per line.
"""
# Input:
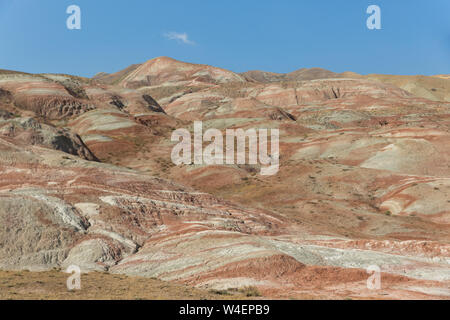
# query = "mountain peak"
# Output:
<box><xmin>96</xmin><ymin>57</ymin><xmax>246</xmax><ymax>88</ymax></box>
<box><xmin>145</xmin><ymin>56</ymin><xmax>177</xmax><ymax>63</ymax></box>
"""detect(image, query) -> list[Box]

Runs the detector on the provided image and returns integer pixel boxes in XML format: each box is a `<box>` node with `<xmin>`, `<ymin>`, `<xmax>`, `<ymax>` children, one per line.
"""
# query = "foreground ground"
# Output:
<box><xmin>1</xmin><ymin>270</ymin><xmax>447</xmax><ymax>300</ymax></box>
<box><xmin>0</xmin><ymin>271</ymin><xmax>254</xmax><ymax>300</ymax></box>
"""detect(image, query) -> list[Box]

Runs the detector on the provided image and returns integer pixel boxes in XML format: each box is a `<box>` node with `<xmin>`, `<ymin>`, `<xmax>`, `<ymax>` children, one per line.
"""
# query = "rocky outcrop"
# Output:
<box><xmin>0</xmin><ymin>116</ymin><xmax>97</xmax><ymax>161</ymax></box>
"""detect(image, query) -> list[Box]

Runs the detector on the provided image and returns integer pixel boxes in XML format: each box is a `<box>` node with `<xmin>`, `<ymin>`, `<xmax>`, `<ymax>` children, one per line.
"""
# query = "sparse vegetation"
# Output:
<box><xmin>208</xmin><ymin>289</ymin><xmax>232</xmax><ymax>296</ymax></box>
<box><xmin>239</xmin><ymin>286</ymin><xmax>262</xmax><ymax>297</ymax></box>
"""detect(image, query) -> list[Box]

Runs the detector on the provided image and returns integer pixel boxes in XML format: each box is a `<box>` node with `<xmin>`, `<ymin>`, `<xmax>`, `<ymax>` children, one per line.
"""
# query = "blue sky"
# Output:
<box><xmin>0</xmin><ymin>0</ymin><xmax>449</xmax><ymax>77</ymax></box>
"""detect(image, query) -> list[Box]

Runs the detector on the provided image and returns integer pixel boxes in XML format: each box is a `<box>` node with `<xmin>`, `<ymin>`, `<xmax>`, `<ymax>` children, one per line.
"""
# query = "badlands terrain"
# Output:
<box><xmin>0</xmin><ymin>57</ymin><xmax>449</xmax><ymax>299</ymax></box>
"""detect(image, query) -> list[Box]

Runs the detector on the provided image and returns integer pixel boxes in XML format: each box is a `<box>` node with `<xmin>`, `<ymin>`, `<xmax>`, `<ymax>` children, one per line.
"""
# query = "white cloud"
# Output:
<box><xmin>164</xmin><ymin>32</ymin><xmax>195</xmax><ymax>45</ymax></box>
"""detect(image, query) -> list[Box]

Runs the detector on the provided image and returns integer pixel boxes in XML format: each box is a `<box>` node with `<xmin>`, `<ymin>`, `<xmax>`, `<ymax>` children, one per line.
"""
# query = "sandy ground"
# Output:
<box><xmin>0</xmin><ymin>270</ymin><xmax>252</xmax><ymax>300</ymax></box>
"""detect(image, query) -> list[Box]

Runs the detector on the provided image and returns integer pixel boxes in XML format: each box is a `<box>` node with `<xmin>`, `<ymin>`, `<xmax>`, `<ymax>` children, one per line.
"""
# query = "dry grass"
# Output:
<box><xmin>239</xmin><ymin>286</ymin><xmax>262</xmax><ymax>297</ymax></box>
<box><xmin>0</xmin><ymin>270</ymin><xmax>248</xmax><ymax>300</ymax></box>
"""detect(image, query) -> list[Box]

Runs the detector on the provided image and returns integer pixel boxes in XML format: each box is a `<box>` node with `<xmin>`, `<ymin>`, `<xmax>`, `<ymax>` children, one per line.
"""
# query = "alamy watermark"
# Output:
<box><xmin>171</xmin><ymin>122</ymin><xmax>279</xmax><ymax>175</ymax></box>
<box><xmin>66</xmin><ymin>5</ymin><xmax>380</xmax><ymax>31</ymax></box>
<box><xmin>66</xmin><ymin>5</ymin><xmax>81</xmax><ymax>30</ymax></box>
<box><xmin>66</xmin><ymin>265</ymin><xmax>81</xmax><ymax>290</ymax></box>
<box><xmin>366</xmin><ymin>265</ymin><xmax>381</xmax><ymax>290</ymax></box>
<box><xmin>366</xmin><ymin>5</ymin><xmax>381</xmax><ymax>30</ymax></box>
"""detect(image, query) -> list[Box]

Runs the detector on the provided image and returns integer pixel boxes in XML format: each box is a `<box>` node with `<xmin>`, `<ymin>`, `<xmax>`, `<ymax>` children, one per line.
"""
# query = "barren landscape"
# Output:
<box><xmin>0</xmin><ymin>56</ymin><xmax>449</xmax><ymax>300</ymax></box>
